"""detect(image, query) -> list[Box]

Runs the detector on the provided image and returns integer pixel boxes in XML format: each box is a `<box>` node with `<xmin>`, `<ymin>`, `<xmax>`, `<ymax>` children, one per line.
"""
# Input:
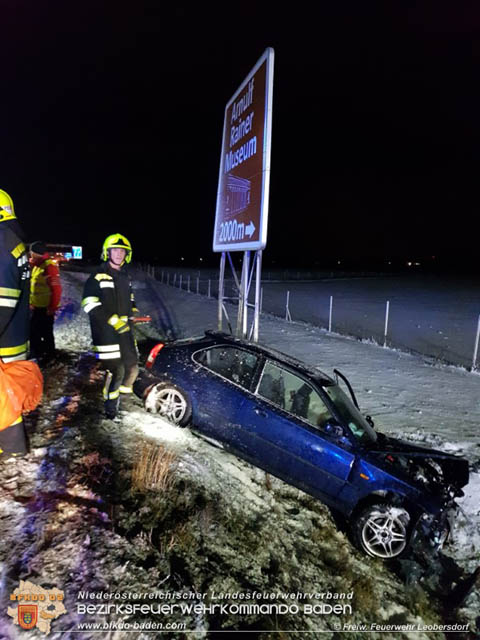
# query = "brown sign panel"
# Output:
<box><xmin>213</xmin><ymin>48</ymin><xmax>274</xmax><ymax>252</ymax></box>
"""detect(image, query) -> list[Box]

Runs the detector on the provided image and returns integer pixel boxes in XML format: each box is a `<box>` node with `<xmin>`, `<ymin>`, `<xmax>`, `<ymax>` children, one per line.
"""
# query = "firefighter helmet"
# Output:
<box><xmin>0</xmin><ymin>189</ymin><xmax>16</xmax><ymax>223</ymax></box>
<box><xmin>102</xmin><ymin>233</ymin><xmax>132</xmax><ymax>264</ymax></box>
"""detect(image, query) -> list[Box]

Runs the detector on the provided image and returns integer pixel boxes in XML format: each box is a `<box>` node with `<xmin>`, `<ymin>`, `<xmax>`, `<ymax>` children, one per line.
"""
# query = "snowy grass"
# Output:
<box><xmin>131</xmin><ymin>442</ymin><xmax>177</xmax><ymax>493</ymax></box>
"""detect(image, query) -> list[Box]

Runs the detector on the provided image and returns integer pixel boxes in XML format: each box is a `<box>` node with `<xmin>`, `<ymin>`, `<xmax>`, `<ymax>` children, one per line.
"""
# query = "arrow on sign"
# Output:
<box><xmin>246</xmin><ymin>221</ymin><xmax>256</xmax><ymax>237</ymax></box>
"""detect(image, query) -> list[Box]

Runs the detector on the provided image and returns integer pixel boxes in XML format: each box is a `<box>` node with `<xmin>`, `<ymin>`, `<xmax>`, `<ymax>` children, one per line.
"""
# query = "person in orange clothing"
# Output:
<box><xmin>29</xmin><ymin>241</ymin><xmax>62</xmax><ymax>363</ymax></box>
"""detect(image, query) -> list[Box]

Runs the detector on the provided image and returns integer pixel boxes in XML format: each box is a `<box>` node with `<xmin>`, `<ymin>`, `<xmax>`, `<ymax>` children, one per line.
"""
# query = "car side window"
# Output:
<box><xmin>257</xmin><ymin>362</ymin><xmax>332</xmax><ymax>429</ymax></box>
<box><xmin>194</xmin><ymin>346</ymin><xmax>258</xmax><ymax>389</ymax></box>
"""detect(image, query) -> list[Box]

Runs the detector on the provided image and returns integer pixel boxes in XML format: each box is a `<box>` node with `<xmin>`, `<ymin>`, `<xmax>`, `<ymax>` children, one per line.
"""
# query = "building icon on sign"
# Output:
<box><xmin>225</xmin><ymin>174</ymin><xmax>251</xmax><ymax>218</ymax></box>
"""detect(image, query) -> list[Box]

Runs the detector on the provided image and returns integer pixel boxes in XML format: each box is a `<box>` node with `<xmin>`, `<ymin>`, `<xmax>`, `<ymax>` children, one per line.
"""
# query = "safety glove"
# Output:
<box><xmin>108</xmin><ymin>314</ymin><xmax>130</xmax><ymax>334</ymax></box>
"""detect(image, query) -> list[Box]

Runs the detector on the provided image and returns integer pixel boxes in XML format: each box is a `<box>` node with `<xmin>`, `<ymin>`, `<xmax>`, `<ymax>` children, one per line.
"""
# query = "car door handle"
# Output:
<box><xmin>254</xmin><ymin>407</ymin><xmax>267</xmax><ymax>418</ymax></box>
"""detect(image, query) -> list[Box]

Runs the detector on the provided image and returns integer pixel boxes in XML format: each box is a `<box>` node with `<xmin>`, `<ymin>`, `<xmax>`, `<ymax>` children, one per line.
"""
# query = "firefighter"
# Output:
<box><xmin>29</xmin><ymin>240</ymin><xmax>62</xmax><ymax>362</ymax></box>
<box><xmin>82</xmin><ymin>233</ymin><xmax>139</xmax><ymax>419</ymax></box>
<box><xmin>0</xmin><ymin>189</ymin><xmax>30</xmax><ymax>458</ymax></box>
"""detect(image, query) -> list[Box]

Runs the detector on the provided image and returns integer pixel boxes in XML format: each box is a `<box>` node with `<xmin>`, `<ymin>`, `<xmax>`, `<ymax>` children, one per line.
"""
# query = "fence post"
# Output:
<box><xmin>472</xmin><ymin>314</ymin><xmax>480</xmax><ymax>371</ymax></box>
<box><xmin>208</xmin><ymin>280</ymin><xmax>211</xmax><ymax>298</ymax></box>
<box><xmin>285</xmin><ymin>291</ymin><xmax>292</xmax><ymax>322</ymax></box>
<box><xmin>383</xmin><ymin>300</ymin><xmax>390</xmax><ymax>348</ymax></box>
<box><xmin>196</xmin><ymin>277</ymin><xmax>199</xmax><ymax>294</ymax></box>
<box><xmin>173</xmin><ymin>273</ymin><xmax>177</xmax><ymax>286</ymax></box>
<box><xmin>167</xmin><ymin>273</ymin><xmax>170</xmax><ymax>286</ymax></box>
<box><xmin>328</xmin><ymin>295</ymin><xmax>333</xmax><ymax>332</ymax></box>
<box><xmin>187</xmin><ymin>275</ymin><xmax>190</xmax><ymax>292</ymax></box>
<box><xmin>179</xmin><ymin>274</ymin><xmax>183</xmax><ymax>289</ymax></box>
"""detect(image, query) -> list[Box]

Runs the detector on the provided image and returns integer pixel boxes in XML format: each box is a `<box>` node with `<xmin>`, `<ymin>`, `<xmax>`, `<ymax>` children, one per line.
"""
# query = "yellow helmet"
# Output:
<box><xmin>0</xmin><ymin>189</ymin><xmax>16</xmax><ymax>223</ymax></box>
<box><xmin>101</xmin><ymin>233</ymin><xmax>132</xmax><ymax>263</ymax></box>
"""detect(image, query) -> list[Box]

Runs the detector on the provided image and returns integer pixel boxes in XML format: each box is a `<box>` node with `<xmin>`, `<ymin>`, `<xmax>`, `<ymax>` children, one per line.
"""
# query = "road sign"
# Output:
<box><xmin>72</xmin><ymin>246</ymin><xmax>82</xmax><ymax>259</ymax></box>
<box><xmin>213</xmin><ymin>48</ymin><xmax>274</xmax><ymax>252</ymax></box>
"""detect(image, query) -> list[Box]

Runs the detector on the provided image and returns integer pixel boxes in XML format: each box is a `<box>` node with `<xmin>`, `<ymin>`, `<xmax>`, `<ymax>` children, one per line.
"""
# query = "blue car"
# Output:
<box><xmin>134</xmin><ymin>331</ymin><xmax>469</xmax><ymax>560</ymax></box>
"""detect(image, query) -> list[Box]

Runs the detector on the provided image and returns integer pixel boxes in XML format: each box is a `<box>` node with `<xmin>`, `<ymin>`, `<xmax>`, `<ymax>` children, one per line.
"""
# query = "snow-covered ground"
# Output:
<box><xmin>128</xmin><ymin>271</ymin><xmax>480</xmax><ymax>568</ymax></box>
<box><xmin>1</xmin><ymin>267</ymin><xmax>479</xmax><ymax>639</ymax></box>
<box><xmin>159</xmin><ymin>271</ymin><xmax>480</xmax><ymax>369</ymax></box>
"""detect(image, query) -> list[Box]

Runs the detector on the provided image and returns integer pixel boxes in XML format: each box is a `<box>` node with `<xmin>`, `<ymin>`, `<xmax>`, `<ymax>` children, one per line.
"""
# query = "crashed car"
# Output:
<box><xmin>134</xmin><ymin>331</ymin><xmax>469</xmax><ymax>560</ymax></box>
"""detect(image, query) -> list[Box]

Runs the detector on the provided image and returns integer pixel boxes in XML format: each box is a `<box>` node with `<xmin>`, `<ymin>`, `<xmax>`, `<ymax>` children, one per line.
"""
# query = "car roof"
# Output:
<box><xmin>202</xmin><ymin>331</ymin><xmax>335</xmax><ymax>386</ymax></box>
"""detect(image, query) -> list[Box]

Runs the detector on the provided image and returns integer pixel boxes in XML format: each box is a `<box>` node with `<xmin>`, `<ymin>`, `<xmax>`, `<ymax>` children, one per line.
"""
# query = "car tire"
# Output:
<box><xmin>144</xmin><ymin>382</ymin><xmax>192</xmax><ymax>427</ymax></box>
<box><xmin>353</xmin><ymin>503</ymin><xmax>411</xmax><ymax>559</ymax></box>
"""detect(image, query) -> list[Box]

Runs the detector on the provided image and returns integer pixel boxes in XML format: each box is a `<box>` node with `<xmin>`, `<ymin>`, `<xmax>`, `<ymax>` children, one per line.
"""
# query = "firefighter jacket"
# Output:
<box><xmin>81</xmin><ymin>263</ymin><xmax>138</xmax><ymax>360</ymax></box>
<box><xmin>30</xmin><ymin>254</ymin><xmax>62</xmax><ymax>312</ymax></box>
<box><xmin>0</xmin><ymin>221</ymin><xmax>30</xmax><ymax>362</ymax></box>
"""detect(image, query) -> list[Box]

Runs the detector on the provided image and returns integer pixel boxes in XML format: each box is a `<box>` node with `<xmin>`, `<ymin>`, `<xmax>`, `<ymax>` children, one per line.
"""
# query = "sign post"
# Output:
<box><xmin>213</xmin><ymin>48</ymin><xmax>274</xmax><ymax>341</ymax></box>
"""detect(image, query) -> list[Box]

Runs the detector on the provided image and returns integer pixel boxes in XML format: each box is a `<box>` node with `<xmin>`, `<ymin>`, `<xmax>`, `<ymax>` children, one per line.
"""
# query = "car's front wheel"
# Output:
<box><xmin>144</xmin><ymin>382</ymin><xmax>192</xmax><ymax>427</ymax></box>
<box><xmin>353</xmin><ymin>503</ymin><xmax>411</xmax><ymax>559</ymax></box>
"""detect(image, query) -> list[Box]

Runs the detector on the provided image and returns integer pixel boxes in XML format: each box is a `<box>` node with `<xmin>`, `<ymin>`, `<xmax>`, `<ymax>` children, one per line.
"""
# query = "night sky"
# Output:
<box><xmin>3</xmin><ymin>2</ymin><xmax>480</xmax><ymax>269</ymax></box>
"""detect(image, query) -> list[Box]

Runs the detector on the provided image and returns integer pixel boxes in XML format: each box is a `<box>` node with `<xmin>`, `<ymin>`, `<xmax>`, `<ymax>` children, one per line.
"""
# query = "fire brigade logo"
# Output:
<box><xmin>8</xmin><ymin>580</ymin><xmax>66</xmax><ymax>635</ymax></box>
<box><xmin>18</xmin><ymin>604</ymin><xmax>38</xmax><ymax>629</ymax></box>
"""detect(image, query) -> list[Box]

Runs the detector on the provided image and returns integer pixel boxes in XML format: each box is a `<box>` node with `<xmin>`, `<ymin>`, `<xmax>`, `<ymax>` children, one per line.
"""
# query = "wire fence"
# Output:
<box><xmin>139</xmin><ymin>265</ymin><xmax>480</xmax><ymax>371</ymax></box>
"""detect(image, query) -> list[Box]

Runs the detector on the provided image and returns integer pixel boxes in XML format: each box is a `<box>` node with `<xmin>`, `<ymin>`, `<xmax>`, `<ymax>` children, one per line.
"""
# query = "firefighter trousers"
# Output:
<box><xmin>101</xmin><ymin>332</ymin><xmax>139</xmax><ymax>415</ymax></box>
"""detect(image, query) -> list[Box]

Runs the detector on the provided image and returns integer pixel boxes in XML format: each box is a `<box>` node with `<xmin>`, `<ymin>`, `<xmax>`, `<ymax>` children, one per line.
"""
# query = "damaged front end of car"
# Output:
<box><xmin>380</xmin><ymin>438</ymin><xmax>469</xmax><ymax>551</ymax></box>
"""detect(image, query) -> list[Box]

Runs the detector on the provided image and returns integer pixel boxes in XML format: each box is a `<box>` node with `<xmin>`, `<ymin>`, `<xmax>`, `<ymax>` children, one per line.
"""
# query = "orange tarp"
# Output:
<box><xmin>0</xmin><ymin>360</ymin><xmax>43</xmax><ymax>430</ymax></box>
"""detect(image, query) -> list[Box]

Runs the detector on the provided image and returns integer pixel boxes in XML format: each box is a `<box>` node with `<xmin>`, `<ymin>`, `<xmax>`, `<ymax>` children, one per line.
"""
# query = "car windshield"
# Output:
<box><xmin>323</xmin><ymin>384</ymin><xmax>377</xmax><ymax>444</ymax></box>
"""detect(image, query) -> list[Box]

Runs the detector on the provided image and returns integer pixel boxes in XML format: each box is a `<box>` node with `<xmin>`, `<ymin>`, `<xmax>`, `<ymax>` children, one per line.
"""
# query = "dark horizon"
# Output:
<box><xmin>3</xmin><ymin>2</ymin><xmax>480</xmax><ymax>272</ymax></box>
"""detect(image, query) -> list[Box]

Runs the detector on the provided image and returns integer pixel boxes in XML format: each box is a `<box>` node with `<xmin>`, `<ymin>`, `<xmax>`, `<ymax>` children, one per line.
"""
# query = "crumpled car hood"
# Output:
<box><xmin>370</xmin><ymin>434</ymin><xmax>469</xmax><ymax>491</ymax></box>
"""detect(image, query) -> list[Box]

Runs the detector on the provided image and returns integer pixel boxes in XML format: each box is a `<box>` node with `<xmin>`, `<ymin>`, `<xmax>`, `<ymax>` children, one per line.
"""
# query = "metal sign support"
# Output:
<box><xmin>218</xmin><ymin>250</ymin><xmax>263</xmax><ymax>342</ymax></box>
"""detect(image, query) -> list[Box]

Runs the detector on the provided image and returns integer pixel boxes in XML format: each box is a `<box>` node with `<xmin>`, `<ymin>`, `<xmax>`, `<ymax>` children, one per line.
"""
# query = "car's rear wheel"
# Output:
<box><xmin>353</xmin><ymin>503</ymin><xmax>411</xmax><ymax>559</ymax></box>
<box><xmin>144</xmin><ymin>382</ymin><xmax>192</xmax><ymax>426</ymax></box>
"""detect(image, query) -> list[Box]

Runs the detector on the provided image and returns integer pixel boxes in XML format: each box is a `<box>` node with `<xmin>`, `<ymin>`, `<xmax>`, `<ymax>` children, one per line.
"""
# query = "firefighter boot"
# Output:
<box><xmin>104</xmin><ymin>397</ymin><xmax>120</xmax><ymax>420</ymax></box>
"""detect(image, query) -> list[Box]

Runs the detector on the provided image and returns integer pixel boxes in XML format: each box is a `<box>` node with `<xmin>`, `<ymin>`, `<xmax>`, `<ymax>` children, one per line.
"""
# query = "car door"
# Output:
<box><xmin>234</xmin><ymin>360</ymin><xmax>356</xmax><ymax>504</ymax></box>
<box><xmin>189</xmin><ymin>344</ymin><xmax>259</xmax><ymax>445</ymax></box>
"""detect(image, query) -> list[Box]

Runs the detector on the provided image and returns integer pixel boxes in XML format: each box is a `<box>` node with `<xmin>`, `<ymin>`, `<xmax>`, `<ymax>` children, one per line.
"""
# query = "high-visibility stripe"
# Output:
<box><xmin>95</xmin><ymin>351</ymin><xmax>121</xmax><ymax>360</ymax></box>
<box><xmin>0</xmin><ymin>298</ymin><xmax>17</xmax><ymax>308</ymax></box>
<box><xmin>103</xmin><ymin>371</ymin><xmax>113</xmax><ymax>399</ymax></box>
<box><xmin>17</xmin><ymin>255</ymin><xmax>28</xmax><ymax>266</ymax></box>
<box><xmin>11</xmin><ymin>242</ymin><xmax>25</xmax><ymax>258</ymax></box>
<box><xmin>99</xmin><ymin>281</ymin><xmax>114</xmax><ymax>288</ymax></box>
<box><xmin>0</xmin><ymin>343</ymin><xmax>28</xmax><ymax>356</ymax></box>
<box><xmin>107</xmin><ymin>390</ymin><xmax>120</xmax><ymax>399</ymax></box>
<box><xmin>93</xmin><ymin>344</ymin><xmax>120</xmax><ymax>352</ymax></box>
<box><xmin>119</xmin><ymin>385</ymin><xmax>133</xmax><ymax>394</ymax></box>
<box><xmin>0</xmin><ymin>287</ymin><xmax>20</xmax><ymax>297</ymax></box>
<box><xmin>1</xmin><ymin>352</ymin><xmax>28</xmax><ymax>363</ymax></box>
<box><xmin>81</xmin><ymin>296</ymin><xmax>100</xmax><ymax>307</ymax></box>
<box><xmin>9</xmin><ymin>415</ymin><xmax>23</xmax><ymax>426</ymax></box>
<box><xmin>119</xmin><ymin>315</ymin><xmax>128</xmax><ymax>322</ymax></box>
<box><xmin>83</xmin><ymin>301</ymin><xmax>102</xmax><ymax>313</ymax></box>
<box><xmin>94</xmin><ymin>273</ymin><xmax>113</xmax><ymax>281</ymax></box>
<box><xmin>108</xmin><ymin>314</ymin><xmax>120</xmax><ymax>326</ymax></box>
